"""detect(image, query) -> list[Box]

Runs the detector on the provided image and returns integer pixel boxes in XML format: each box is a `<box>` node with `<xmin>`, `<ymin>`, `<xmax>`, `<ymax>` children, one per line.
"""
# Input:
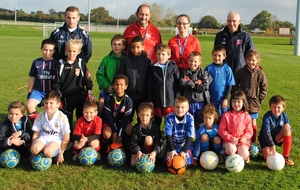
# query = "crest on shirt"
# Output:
<box><xmin>55</xmin><ymin>123</ymin><xmax>59</xmax><ymax>128</ymax></box>
<box><xmin>98</xmin><ymin>66</ymin><xmax>102</xmax><ymax>71</ymax></box>
<box><xmin>145</xmin><ymin>33</ymin><xmax>151</xmax><ymax>40</ymax></box>
<box><xmin>236</xmin><ymin>39</ymin><xmax>242</xmax><ymax>46</ymax></box>
<box><xmin>184</xmin><ymin>76</ymin><xmax>190</xmax><ymax>81</ymax></box>
<box><xmin>131</xmin><ymin>31</ymin><xmax>137</xmax><ymax>35</ymax></box>
<box><xmin>75</xmin><ymin>68</ymin><xmax>80</xmax><ymax>76</ymax></box>
<box><xmin>87</xmin><ymin>71</ymin><xmax>91</xmax><ymax>78</ymax></box>
<box><xmin>120</xmin><ymin>106</ymin><xmax>125</xmax><ymax>113</ymax></box>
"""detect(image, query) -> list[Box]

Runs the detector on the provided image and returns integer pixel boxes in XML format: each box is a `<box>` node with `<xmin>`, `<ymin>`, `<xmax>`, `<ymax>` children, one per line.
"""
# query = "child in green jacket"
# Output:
<box><xmin>96</xmin><ymin>34</ymin><xmax>126</xmax><ymax>116</ymax></box>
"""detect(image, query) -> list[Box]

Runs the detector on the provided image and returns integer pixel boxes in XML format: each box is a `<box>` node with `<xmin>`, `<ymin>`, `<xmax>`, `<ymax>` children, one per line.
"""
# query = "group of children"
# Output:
<box><xmin>0</xmin><ymin>32</ymin><xmax>294</xmax><ymax>170</ymax></box>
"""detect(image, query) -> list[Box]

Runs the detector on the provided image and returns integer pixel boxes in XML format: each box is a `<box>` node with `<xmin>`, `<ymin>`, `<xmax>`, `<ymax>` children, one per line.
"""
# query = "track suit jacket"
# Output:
<box><xmin>103</xmin><ymin>93</ymin><xmax>133</xmax><ymax>137</ymax></box>
<box><xmin>50</xmin><ymin>23</ymin><xmax>92</xmax><ymax>63</ymax></box>
<box><xmin>52</xmin><ymin>58</ymin><xmax>93</xmax><ymax>97</ymax></box>
<box><xmin>179</xmin><ymin>68</ymin><xmax>212</xmax><ymax>104</ymax></box>
<box><xmin>214</xmin><ymin>25</ymin><xmax>254</xmax><ymax>74</ymax></box>
<box><xmin>168</xmin><ymin>34</ymin><xmax>201</xmax><ymax>72</ymax></box>
<box><xmin>0</xmin><ymin>115</ymin><xmax>32</xmax><ymax>151</ymax></box>
<box><xmin>124</xmin><ymin>21</ymin><xmax>162</xmax><ymax>63</ymax></box>
<box><xmin>130</xmin><ymin>121</ymin><xmax>163</xmax><ymax>154</ymax></box>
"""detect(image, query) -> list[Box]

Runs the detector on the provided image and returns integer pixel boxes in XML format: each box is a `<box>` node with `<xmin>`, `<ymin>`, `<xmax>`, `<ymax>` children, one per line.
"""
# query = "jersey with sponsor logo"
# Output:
<box><xmin>29</xmin><ymin>57</ymin><xmax>58</xmax><ymax>92</ymax></box>
<box><xmin>32</xmin><ymin>109</ymin><xmax>70</xmax><ymax>141</ymax></box>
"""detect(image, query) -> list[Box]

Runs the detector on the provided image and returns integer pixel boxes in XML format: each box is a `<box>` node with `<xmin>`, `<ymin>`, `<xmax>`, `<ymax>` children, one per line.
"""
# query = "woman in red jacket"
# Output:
<box><xmin>168</xmin><ymin>14</ymin><xmax>201</xmax><ymax>73</ymax></box>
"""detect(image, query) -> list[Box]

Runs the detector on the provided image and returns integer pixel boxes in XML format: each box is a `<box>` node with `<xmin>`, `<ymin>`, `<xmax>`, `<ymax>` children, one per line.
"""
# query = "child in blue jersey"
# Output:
<box><xmin>205</xmin><ymin>45</ymin><xmax>235</xmax><ymax>116</ymax></box>
<box><xmin>258</xmin><ymin>95</ymin><xmax>294</xmax><ymax>165</ymax></box>
<box><xmin>27</xmin><ymin>38</ymin><xmax>58</xmax><ymax>123</ymax></box>
<box><xmin>165</xmin><ymin>96</ymin><xmax>195</xmax><ymax>165</ymax></box>
<box><xmin>0</xmin><ymin>101</ymin><xmax>32</xmax><ymax>161</ymax></box>
<box><xmin>179</xmin><ymin>51</ymin><xmax>212</xmax><ymax>129</ymax></box>
<box><xmin>193</xmin><ymin>104</ymin><xmax>222</xmax><ymax>165</ymax></box>
<box><xmin>96</xmin><ymin>34</ymin><xmax>126</xmax><ymax>117</ymax></box>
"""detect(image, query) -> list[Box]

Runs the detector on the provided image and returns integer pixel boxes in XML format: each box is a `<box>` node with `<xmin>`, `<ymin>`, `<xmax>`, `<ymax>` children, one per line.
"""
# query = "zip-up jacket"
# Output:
<box><xmin>130</xmin><ymin>121</ymin><xmax>163</xmax><ymax>154</ymax></box>
<box><xmin>148</xmin><ymin>60</ymin><xmax>180</xmax><ymax>107</ymax></box>
<box><xmin>234</xmin><ymin>65</ymin><xmax>268</xmax><ymax>113</ymax></box>
<box><xmin>103</xmin><ymin>93</ymin><xmax>133</xmax><ymax>136</ymax></box>
<box><xmin>0</xmin><ymin>115</ymin><xmax>32</xmax><ymax>149</ymax></box>
<box><xmin>52</xmin><ymin>58</ymin><xmax>93</xmax><ymax>97</ymax></box>
<box><xmin>50</xmin><ymin>23</ymin><xmax>92</xmax><ymax>63</ymax></box>
<box><xmin>179</xmin><ymin>68</ymin><xmax>212</xmax><ymax>103</ymax></box>
<box><xmin>96</xmin><ymin>50</ymin><xmax>126</xmax><ymax>92</ymax></box>
<box><xmin>214</xmin><ymin>25</ymin><xmax>254</xmax><ymax>74</ymax></box>
<box><xmin>117</xmin><ymin>51</ymin><xmax>152</xmax><ymax>100</ymax></box>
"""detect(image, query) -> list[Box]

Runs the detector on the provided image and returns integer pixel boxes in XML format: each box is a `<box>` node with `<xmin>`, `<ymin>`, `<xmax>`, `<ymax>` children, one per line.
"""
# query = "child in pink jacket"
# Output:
<box><xmin>218</xmin><ymin>91</ymin><xmax>253</xmax><ymax>163</ymax></box>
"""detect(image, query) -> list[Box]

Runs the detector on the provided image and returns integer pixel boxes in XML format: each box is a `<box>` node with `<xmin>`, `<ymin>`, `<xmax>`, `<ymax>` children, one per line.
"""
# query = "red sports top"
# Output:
<box><xmin>73</xmin><ymin>116</ymin><xmax>102</xmax><ymax>137</ymax></box>
<box><xmin>124</xmin><ymin>21</ymin><xmax>162</xmax><ymax>63</ymax></box>
<box><xmin>168</xmin><ymin>34</ymin><xmax>201</xmax><ymax>72</ymax></box>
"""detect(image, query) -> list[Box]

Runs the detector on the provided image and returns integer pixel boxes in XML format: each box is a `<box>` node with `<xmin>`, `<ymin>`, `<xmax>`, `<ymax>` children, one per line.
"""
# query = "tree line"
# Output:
<box><xmin>0</xmin><ymin>4</ymin><xmax>294</xmax><ymax>31</ymax></box>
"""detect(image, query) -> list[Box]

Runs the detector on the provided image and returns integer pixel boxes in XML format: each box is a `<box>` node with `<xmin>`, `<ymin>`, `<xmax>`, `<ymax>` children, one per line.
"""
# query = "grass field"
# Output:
<box><xmin>0</xmin><ymin>25</ymin><xmax>300</xmax><ymax>190</ymax></box>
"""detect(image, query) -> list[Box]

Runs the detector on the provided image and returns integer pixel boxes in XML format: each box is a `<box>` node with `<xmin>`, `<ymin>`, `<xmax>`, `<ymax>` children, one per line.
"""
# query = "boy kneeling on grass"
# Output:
<box><xmin>30</xmin><ymin>91</ymin><xmax>70</xmax><ymax>166</ymax></box>
<box><xmin>258</xmin><ymin>95</ymin><xmax>294</xmax><ymax>165</ymax></box>
<box><xmin>72</xmin><ymin>101</ymin><xmax>102</xmax><ymax>161</ymax></box>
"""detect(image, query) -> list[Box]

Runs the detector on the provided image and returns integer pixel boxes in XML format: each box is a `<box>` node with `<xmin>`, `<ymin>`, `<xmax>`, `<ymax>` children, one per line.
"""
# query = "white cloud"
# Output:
<box><xmin>0</xmin><ymin>0</ymin><xmax>297</xmax><ymax>24</ymax></box>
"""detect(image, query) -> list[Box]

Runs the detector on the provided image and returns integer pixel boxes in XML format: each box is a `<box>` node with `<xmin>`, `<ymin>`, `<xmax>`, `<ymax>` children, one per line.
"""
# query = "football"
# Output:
<box><xmin>200</xmin><ymin>151</ymin><xmax>219</xmax><ymax>170</ymax></box>
<box><xmin>107</xmin><ymin>148</ymin><xmax>126</xmax><ymax>167</ymax></box>
<box><xmin>225</xmin><ymin>154</ymin><xmax>245</xmax><ymax>173</ymax></box>
<box><xmin>0</xmin><ymin>149</ymin><xmax>20</xmax><ymax>168</ymax></box>
<box><xmin>136</xmin><ymin>155</ymin><xmax>155</xmax><ymax>173</ymax></box>
<box><xmin>266</xmin><ymin>152</ymin><xmax>285</xmax><ymax>171</ymax></box>
<box><xmin>167</xmin><ymin>155</ymin><xmax>187</xmax><ymax>174</ymax></box>
<box><xmin>78</xmin><ymin>147</ymin><xmax>98</xmax><ymax>166</ymax></box>
<box><xmin>31</xmin><ymin>153</ymin><xmax>52</xmax><ymax>171</ymax></box>
<box><xmin>249</xmin><ymin>143</ymin><xmax>261</xmax><ymax>158</ymax></box>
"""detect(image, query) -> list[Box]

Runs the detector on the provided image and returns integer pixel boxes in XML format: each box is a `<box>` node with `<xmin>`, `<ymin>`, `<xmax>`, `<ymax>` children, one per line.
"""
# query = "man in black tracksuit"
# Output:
<box><xmin>214</xmin><ymin>11</ymin><xmax>254</xmax><ymax>74</ymax></box>
<box><xmin>50</xmin><ymin>6</ymin><xmax>92</xmax><ymax>63</ymax></box>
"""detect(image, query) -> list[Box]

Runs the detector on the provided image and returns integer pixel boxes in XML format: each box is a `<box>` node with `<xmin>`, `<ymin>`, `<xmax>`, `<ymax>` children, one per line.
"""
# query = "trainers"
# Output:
<box><xmin>96</xmin><ymin>152</ymin><xmax>101</xmax><ymax>161</ymax></box>
<box><xmin>72</xmin><ymin>153</ymin><xmax>78</xmax><ymax>161</ymax></box>
<box><xmin>284</xmin><ymin>157</ymin><xmax>294</xmax><ymax>165</ymax></box>
<box><xmin>245</xmin><ymin>157</ymin><xmax>250</xmax><ymax>164</ymax></box>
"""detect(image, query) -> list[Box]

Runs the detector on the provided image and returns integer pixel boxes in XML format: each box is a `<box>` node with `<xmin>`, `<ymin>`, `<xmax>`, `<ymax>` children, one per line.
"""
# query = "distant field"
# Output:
<box><xmin>0</xmin><ymin>25</ymin><xmax>300</xmax><ymax>189</ymax></box>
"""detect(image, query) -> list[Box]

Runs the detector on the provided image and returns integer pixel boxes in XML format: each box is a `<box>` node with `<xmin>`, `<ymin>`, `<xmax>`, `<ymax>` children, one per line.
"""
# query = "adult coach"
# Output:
<box><xmin>50</xmin><ymin>6</ymin><xmax>92</xmax><ymax>63</ymax></box>
<box><xmin>214</xmin><ymin>11</ymin><xmax>254</xmax><ymax>74</ymax></box>
<box><xmin>168</xmin><ymin>14</ymin><xmax>201</xmax><ymax>73</ymax></box>
<box><xmin>123</xmin><ymin>4</ymin><xmax>162</xmax><ymax>63</ymax></box>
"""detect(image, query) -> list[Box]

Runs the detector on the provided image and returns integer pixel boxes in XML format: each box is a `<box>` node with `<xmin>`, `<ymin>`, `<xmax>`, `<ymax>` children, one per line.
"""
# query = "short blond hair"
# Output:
<box><xmin>66</xmin><ymin>39</ymin><xmax>83</xmax><ymax>50</ymax></box>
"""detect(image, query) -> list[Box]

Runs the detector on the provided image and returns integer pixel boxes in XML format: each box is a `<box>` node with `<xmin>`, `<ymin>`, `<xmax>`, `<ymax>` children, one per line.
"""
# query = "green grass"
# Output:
<box><xmin>0</xmin><ymin>25</ymin><xmax>300</xmax><ymax>189</ymax></box>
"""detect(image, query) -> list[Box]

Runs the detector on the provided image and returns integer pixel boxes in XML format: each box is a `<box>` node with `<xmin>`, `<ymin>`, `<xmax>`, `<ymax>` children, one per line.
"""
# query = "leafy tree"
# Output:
<box><xmin>249</xmin><ymin>10</ymin><xmax>272</xmax><ymax>30</ymax></box>
<box><xmin>91</xmin><ymin>7</ymin><xmax>109</xmax><ymax>24</ymax></box>
<box><xmin>49</xmin><ymin>9</ymin><xmax>56</xmax><ymax>15</ymax></box>
<box><xmin>35</xmin><ymin>11</ymin><xmax>46</xmax><ymax>22</ymax></box>
<box><xmin>127</xmin><ymin>14</ymin><xmax>136</xmax><ymax>25</ymax></box>
<box><xmin>150</xmin><ymin>3</ymin><xmax>164</xmax><ymax>25</ymax></box>
<box><xmin>164</xmin><ymin>7</ymin><xmax>176</xmax><ymax>27</ymax></box>
<box><xmin>198</xmin><ymin>15</ymin><xmax>220</xmax><ymax>29</ymax></box>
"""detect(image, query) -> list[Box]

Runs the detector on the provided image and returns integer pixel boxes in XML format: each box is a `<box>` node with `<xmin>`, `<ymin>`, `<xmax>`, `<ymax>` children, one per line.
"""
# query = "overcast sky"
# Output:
<box><xmin>0</xmin><ymin>0</ymin><xmax>297</xmax><ymax>25</ymax></box>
